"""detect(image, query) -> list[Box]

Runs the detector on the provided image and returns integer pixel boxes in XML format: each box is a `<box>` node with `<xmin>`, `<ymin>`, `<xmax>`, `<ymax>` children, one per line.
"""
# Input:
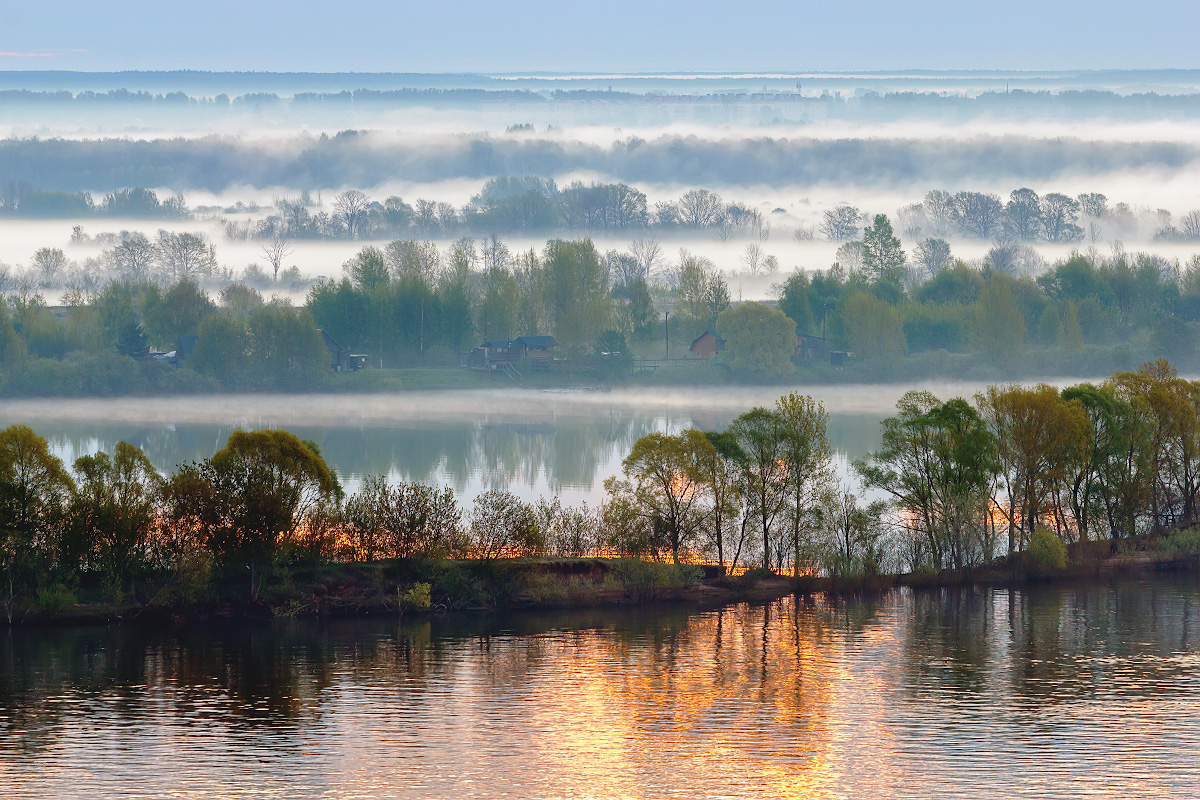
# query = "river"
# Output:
<box><xmin>0</xmin><ymin>381</ymin><xmax>1089</xmax><ymax>505</ymax></box>
<box><xmin>2</xmin><ymin>580</ymin><xmax>1199</xmax><ymax>798</ymax></box>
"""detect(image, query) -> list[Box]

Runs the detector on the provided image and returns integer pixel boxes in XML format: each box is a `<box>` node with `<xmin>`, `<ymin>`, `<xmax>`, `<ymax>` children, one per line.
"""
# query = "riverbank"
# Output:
<box><xmin>13</xmin><ymin>533</ymin><xmax>1199</xmax><ymax>628</ymax></box>
<box><xmin>886</xmin><ymin>528</ymin><xmax>1200</xmax><ymax>590</ymax></box>
<box><xmin>6</xmin><ymin>557</ymin><xmax>807</xmax><ymax>628</ymax></box>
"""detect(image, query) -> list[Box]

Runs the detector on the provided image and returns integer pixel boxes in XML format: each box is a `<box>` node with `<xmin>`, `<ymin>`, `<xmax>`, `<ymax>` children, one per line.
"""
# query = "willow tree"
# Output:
<box><xmin>856</xmin><ymin>392</ymin><xmax>998</xmax><ymax>570</ymax></box>
<box><xmin>1107</xmin><ymin>360</ymin><xmax>1200</xmax><ymax>533</ymax></box>
<box><xmin>541</xmin><ymin>238</ymin><xmax>612</xmax><ymax>354</ymax></box>
<box><xmin>716</xmin><ymin>302</ymin><xmax>797</xmax><ymax>380</ymax></box>
<box><xmin>67</xmin><ymin>441</ymin><xmax>163</xmax><ymax>593</ymax></box>
<box><xmin>976</xmin><ymin>383</ymin><xmax>1089</xmax><ymax>551</ymax></box>
<box><xmin>164</xmin><ymin>429</ymin><xmax>341</xmax><ymax>598</ymax></box>
<box><xmin>621</xmin><ymin>430</ymin><xmax>714</xmax><ymax>564</ymax></box>
<box><xmin>1060</xmin><ymin>383</ymin><xmax>1131</xmax><ymax>542</ymax></box>
<box><xmin>776</xmin><ymin>393</ymin><xmax>835</xmax><ymax>576</ymax></box>
<box><xmin>729</xmin><ymin>408</ymin><xmax>790</xmax><ymax>570</ymax></box>
<box><xmin>0</xmin><ymin>425</ymin><xmax>74</xmax><ymax>619</ymax></box>
<box><xmin>699</xmin><ymin>430</ymin><xmax>746</xmax><ymax>571</ymax></box>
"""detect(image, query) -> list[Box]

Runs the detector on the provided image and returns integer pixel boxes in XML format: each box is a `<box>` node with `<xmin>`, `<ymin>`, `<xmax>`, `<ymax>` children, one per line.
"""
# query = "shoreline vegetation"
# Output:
<box><xmin>13</xmin><ymin>536</ymin><xmax>1200</xmax><ymax>628</ymax></box>
<box><xmin>6</xmin><ymin>361</ymin><xmax>1200</xmax><ymax>627</ymax></box>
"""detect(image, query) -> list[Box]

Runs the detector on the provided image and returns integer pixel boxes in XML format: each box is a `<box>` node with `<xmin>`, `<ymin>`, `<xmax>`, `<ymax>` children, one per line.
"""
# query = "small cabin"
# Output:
<box><xmin>690</xmin><ymin>330</ymin><xmax>725</xmax><ymax>360</ymax></box>
<box><xmin>322</xmin><ymin>331</ymin><xmax>368</xmax><ymax>372</ymax></box>
<box><xmin>513</xmin><ymin>335</ymin><xmax>557</xmax><ymax>370</ymax></box>
<box><xmin>463</xmin><ymin>337</ymin><xmax>555</xmax><ymax>371</ymax></box>
<box><xmin>482</xmin><ymin>340</ymin><xmax>518</xmax><ymax>362</ymax></box>
<box><xmin>795</xmin><ymin>331</ymin><xmax>827</xmax><ymax>362</ymax></box>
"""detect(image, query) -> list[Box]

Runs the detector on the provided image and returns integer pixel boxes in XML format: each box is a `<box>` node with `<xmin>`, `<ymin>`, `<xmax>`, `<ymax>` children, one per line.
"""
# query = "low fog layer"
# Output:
<box><xmin>8</xmin><ymin>131</ymin><xmax>1200</xmax><ymax>193</ymax></box>
<box><xmin>0</xmin><ymin>380</ymin><xmax>1113</xmax><ymax>428</ymax></box>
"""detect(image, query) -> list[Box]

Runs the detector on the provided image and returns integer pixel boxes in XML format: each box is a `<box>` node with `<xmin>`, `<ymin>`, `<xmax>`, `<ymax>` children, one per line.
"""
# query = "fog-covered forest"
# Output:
<box><xmin>3</xmin><ymin>70</ymin><xmax>1200</xmax><ymax>398</ymax></box>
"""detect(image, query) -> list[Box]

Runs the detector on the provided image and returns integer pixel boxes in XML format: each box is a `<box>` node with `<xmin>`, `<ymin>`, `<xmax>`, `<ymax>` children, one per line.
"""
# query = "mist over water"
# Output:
<box><xmin>0</xmin><ymin>381</ymin><xmax>1095</xmax><ymax>505</ymax></box>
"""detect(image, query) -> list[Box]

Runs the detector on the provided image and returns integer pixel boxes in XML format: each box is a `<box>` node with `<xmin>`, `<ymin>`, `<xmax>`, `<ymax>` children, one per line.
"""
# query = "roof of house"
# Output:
<box><xmin>514</xmin><ymin>335</ymin><xmax>557</xmax><ymax>348</ymax></box>
<box><xmin>481</xmin><ymin>339</ymin><xmax>514</xmax><ymax>349</ymax></box>
<box><xmin>690</xmin><ymin>330</ymin><xmax>725</xmax><ymax>348</ymax></box>
<box><xmin>321</xmin><ymin>330</ymin><xmax>348</xmax><ymax>352</ymax></box>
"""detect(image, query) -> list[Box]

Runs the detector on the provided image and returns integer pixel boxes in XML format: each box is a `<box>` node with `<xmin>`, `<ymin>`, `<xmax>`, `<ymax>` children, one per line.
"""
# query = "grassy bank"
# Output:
<box><xmin>888</xmin><ymin>527</ymin><xmax>1200</xmax><ymax>590</ymax></box>
<box><xmin>13</xmin><ymin>540</ymin><xmax>1200</xmax><ymax>627</ymax></box>
<box><xmin>9</xmin><ymin>557</ymin><xmax>806</xmax><ymax>627</ymax></box>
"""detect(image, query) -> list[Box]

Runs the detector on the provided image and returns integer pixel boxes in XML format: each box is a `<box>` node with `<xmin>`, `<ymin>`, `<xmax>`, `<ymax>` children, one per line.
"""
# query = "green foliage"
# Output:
<box><xmin>777</xmin><ymin>271</ymin><xmax>816</xmax><ymax>334</ymax></box>
<box><xmin>624</xmin><ymin>275</ymin><xmax>658</xmax><ymax>341</ymax></box>
<box><xmin>856</xmin><ymin>392</ymin><xmax>998</xmax><ymax>571</ymax></box>
<box><xmin>1025</xmin><ymin>527</ymin><xmax>1067</xmax><ymax>575</ymax></box>
<box><xmin>968</xmin><ymin>280</ymin><xmax>1026</xmax><ymax>364</ymax></box>
<box><xmin>35</xmin><ymin>583</ymin><xmax>77</xmax><ymax>614</ymax></box>
<box><xmin>621</xmin><ymin>429</ymin><xmax>715</xmax><ymax>564</ymax></box>
<box><xmin>1036</xmin><ymin>306</ymin><xmax>1060</xmax><ymax>348</ymax></box>
<box><xmin>66</xmin><ymin>441</ymin><xmax>162</xmax><ymax>590</ymax></box>
<box><xmin>343</xmin><ymin>476</ymin><xmax>462</xmax><ymax>561</ymax></box>
<box><xmin>0</xmin><ymin>425</ymin><xmax>74</xmax><ymax>617</ymax></box>
<box><xmin>141</xmin><ymin>279</ymin><xmax>215</xmax><ymax>349</ymax></box>
<box><xmin>469</xmin><ymin>490</ymin><xmax>543</xmax><ymax>559</ymax></box>
<box><xmin>842</xmin><ymin>292</ymin><xmax>906</xmax><ymax>362</ymax></box>
<box><xmin>861</xmin><ymin>214</ymin><xmax>906</xmax><ymax>284</ymax></box>
<box><xmin>608</xmin><ymin>558</ymin><xmax>703</xmax><ymax>590</ymax></box>
<box><xmin>162</xmin><ymin>429</ymin><xmax>340</xmax><ymax>598</ymax></box>
<box><xmin>399</xmin><ymin>582</ymin><xmax>432</xmax><ymax>610</ymax></box>
<box><xmin>593</xmin><ymin>329</ymin><xmax>633</xmax><ymax>376</ymax></box>
<box><xmin>1156</xmin><ymin>527</ymin><xmax>1200</xmax><ymax>560</ymax></box>
<box><xmin>716</xmin><ymin>302</ymin><xmax>796</xmax><ymax>380</ymax></box>
<box><xmin>115</xmin><ymin>321</ymin><xmax>149</xmax><ymax>359</ymax></box>
<box><xmin>903</xmin><ymin>302</ymin><xmax>967</xmax><ymax>353</ymax></box>
<box><xmin>192</xmin><ymin>304</ymin><xmax>327</xmax><ymax>390</ymax></box>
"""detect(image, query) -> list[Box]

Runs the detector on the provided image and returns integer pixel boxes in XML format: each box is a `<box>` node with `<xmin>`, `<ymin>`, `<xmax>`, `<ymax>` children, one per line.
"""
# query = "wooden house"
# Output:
<box><xmin>513</xmin><ymin>335</ymin><xmax>557</xmax><ymax>370</ymax></box>
<box><xmin>795</xmin><ymin>331</ymin><xmax>827</xmax><ymax>362</ymax></box>
<box><xmin>689</xmin><ymin>330</ymin><xmax>725</xmax><ymax>360</ymax></box>
<box><xmin>321</xmin><ymin>331</ymin><xmax>368</xmax><ymax>372</ymax></box>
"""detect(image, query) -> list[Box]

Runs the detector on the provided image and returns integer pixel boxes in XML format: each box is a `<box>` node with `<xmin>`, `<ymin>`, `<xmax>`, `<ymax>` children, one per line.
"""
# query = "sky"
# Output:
<box><xmin>1</xmin><ymin>0</ymin><xmax>1198</xmax><ymax>74</ymax></box>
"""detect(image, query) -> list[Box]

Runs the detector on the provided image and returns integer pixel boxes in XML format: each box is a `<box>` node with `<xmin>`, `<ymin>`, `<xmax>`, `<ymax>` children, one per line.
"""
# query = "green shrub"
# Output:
<box><xmin>1025</xmin><ymin>527</ymin><xmax>1067</xmax><ymax>576</ymax></box>
<box><xmin>1156</xmin><ymin>528</ymin><xmax>1200</xmax><ymax>560</ymax></box>
<box><xmin>36</xmin><ymin>584</ymin><xmax>77</xmax><ymax>614</ymax></box>
<box><xmin>739</xmin><ymin>566</ymin><xmax>776</xmax><ymax>586</ymax></box>
<box><xmin>609</xmin><ymin>559</ymin><xmax>702</xmax><ymax>590</ymax></box>
<box><xmin>399</xmin><ymin>582</ymin><xmax>432</xmax><ymax>610</ymax></box>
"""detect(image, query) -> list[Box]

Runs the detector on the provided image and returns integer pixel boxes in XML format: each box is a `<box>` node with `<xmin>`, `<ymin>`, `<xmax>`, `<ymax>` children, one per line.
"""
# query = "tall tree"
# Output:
<box><xmin>621</xmin><ymin>430</ymin><xmax>714</xmax><ymax>564</ymax></box>
<box><xmin>0</xmin><ymin>425</ymin><xmax>74</xmax><ymax>619</ymax></box>
<box><xmin>729</xmin><ymin>408</ymin><xmax>789</xmax><ymax>570</ymax></box>
<box><xmin>776</xmin><ymin>393</ymin><xmax>835</xmax><ymax>576</ymax></box>
<box><xmin>861</xmin><ymin>214</ymin><xmax>906</xmax><ymax>283</ymax></box>
<box><xmin>163</xmin><ymin>429</ymin><xmax>340</xmax><ymax>598</ymax></box>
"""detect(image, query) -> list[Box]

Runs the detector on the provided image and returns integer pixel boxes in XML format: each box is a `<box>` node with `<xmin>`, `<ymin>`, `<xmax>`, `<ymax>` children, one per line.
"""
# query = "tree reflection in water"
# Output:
<box><xmin>3</xmin><ymin>580</ymin><xmax>1200</xmax><ymax>797</ymax></box>
<box><xmin>0</xmin><ymin>392</ymin><xmax>887</xmax><ymax>508</ymax></box>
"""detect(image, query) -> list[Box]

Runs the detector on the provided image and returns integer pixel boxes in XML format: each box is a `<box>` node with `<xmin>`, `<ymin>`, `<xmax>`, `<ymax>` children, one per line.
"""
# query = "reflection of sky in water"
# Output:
<box><xmin>0</xmin><ymin>380</ymin><xmax>1095</xmax><ymax>505</ymax></box>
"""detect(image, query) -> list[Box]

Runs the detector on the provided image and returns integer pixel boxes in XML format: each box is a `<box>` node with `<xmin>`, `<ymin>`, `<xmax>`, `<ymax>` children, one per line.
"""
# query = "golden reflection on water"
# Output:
<box><xmin>3</xmin><ymin>583</ymin><xmax>1200</xmax><ymax>798</ymax></box>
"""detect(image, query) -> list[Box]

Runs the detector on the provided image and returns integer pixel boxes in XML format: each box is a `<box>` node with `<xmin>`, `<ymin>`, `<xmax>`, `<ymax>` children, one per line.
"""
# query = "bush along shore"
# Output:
<box><xmin>7</xmin><ymin>359</ymin><xmax>1200</xmax><ymax>625</ymax></box>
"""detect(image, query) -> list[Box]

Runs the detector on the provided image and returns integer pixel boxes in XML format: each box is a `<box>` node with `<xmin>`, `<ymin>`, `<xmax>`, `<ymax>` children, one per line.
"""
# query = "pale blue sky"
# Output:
<box><xmin>1</xmin><ymin>0</ymin><xmax>1196</xmax><ymax>73</ymax></box>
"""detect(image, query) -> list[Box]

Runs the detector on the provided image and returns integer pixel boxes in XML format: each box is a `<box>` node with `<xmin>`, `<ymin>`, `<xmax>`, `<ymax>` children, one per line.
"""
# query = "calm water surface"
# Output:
<box><xmin>0</xmin><ymin>382</ymin><xmax>1069</xmax><ymax>505</ymax></box>
<box><xmin>3</xmin><ymin>580</ymin><xmax>1200</xmax><ymax>799</ymax></box>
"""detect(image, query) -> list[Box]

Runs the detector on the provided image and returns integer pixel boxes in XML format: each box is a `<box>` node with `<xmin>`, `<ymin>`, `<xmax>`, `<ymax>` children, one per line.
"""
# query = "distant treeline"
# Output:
<box><xmin>0</xmin><ymin>87</ymin><xmax>549</xmax><ymax>107</ymax></box>
<box><xmin>2</xmin><ymin>132</ymin><xmax>1196</xmax><ymax>193</ymax></box>
<box><xmin>2</xmin><ymin>217</ymin><xmax>1200</xmax><ymax>397</ymax></box>
<box><xmin>9</xmin><ymin>86</ymin><xmax>1200</xmax><ymax>119</ymax></box>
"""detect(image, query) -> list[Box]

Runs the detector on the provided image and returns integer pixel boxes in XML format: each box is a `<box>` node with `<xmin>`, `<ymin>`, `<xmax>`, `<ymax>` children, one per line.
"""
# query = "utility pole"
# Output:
<box><xmin>664</xmin><ymin>310</ymin><xmax>670</xmax><ymax>360</ymax></box>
